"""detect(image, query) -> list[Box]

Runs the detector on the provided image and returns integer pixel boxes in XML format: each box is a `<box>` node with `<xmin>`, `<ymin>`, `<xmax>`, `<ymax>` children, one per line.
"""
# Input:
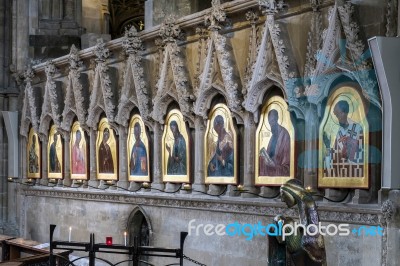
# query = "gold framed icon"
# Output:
<box><xmin>255</xmin><ymin>96</ymin><xmax>295</xmax><ymax>186</ymax></box>
<box><xmin>70</xmin><ymin>121</ymin><xmax>88</xmax><ymax>180</ymax></box>
<box><xmin>127</xmin><ymin>114</ymin><xmax>150</xmax><ymax>182</ymax></box>
<box><xmin>48</xmin><ymin>125</ymin><xmax>63</xmax><ymax>179</ymax></box>
<box><xmin>27</xmin><ymin>127</ymin><xmax>41</xmax><ymax>178</ymax></box>
<box><xmin>204</xmin><ymin>104</ymin><xmax>237</xmax><ymax>185</ymax></box>
<box><xmin>162</xmin><ymin>109</ymin><xmax>190</xmax><ymax>183</ymax></box>
<box><xmin>96</xmin><ymin>117</ymin><xmax>118</xmax><ymax>180</ymax></box>
<box><xmin>318</xmin><ymin>86</ymin><xmax>369</xmax><ymax>188</ymax></box>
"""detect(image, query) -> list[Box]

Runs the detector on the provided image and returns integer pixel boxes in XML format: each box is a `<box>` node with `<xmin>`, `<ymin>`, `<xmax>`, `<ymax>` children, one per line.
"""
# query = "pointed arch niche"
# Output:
<box><xmin>126</xmin><ymin>206</ymin><xmax>152</xmax><ymax>247</ymax></box>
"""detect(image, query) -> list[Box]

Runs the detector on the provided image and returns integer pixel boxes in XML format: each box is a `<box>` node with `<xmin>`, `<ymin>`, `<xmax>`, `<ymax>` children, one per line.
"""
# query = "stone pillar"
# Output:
<box><xmin>192</xmin><ymin>117</ymin><xmax>206</xmax><ymax>193</ymax></box>
<box><xmin>63</xmin><ymin>134</ymin><xmax>72</xmax><ymax>187</ymax></box>
<box><xmin>21</xmin><ymin>136</ymin><xmax>27</xmax><ymax>180</ymax></box>
<box><xmin>144</xmin><ymin>0</ymin><xmax>153</xmax><ymax>30</ymax></box>
<box><xmin>242</xmin><ymin>112</ymin><xmax>258</xmax><ymax>197</ymax></box>
<box><xmin>118</xmin><ymin>125</ymin><xmax>130</xmax><ymax>190</ymax></box>
<box><xmin>383</xmin><ymin>191</ymin><xmax>400</xmax><ymax>266</ymax></box>
<box><xmin>40</xmin><ymin>138</ymin><xmax>49</xmax><ymax>186</ymax></box>
<box><xmin>303</xmin><ymin>104</ymin><xmax>318</xmax><ymax>190</ymax></box>
<box><xmin>0</xmin><ymin>95</ymin><xmax>5</xmax><ymax>225</ymax></box>
<box><xmin>151</xmin><ymin>122</ymin><xmax>164</xmax><ymax>192</ymax></box>
<box><xmin>88</xmin><ymin>129</ymin><xmax>99</xmax><ymax>188</ymax></box>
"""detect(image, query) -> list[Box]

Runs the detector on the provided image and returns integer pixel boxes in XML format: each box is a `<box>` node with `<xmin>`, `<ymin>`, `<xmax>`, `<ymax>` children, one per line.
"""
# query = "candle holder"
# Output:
<box><xmin>237</xmin><ymin>184</ymin><xmax>245</xmax><ymax>191</ymax></box>
<box><xmin>142</xmin><ymin>182</ymin><xmax>150</xmax><ymax>189</ymax></box>
<box><xmin>49</xmin><ymin>178</ymin><xmax>57</xmax><ymax>184</ymax></box>
<box><xmin>182</xmin><ymin>183</ymin><xmax>192</xmax><ymax>191</ymax></box>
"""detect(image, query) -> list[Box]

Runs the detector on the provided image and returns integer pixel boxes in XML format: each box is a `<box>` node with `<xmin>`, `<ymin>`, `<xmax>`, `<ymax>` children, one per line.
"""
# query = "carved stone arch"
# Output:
<box><xmin>62</xmin><ymin>109</ymin><xmax>77</xmax><ymax>132</ymax></box>
<box><xmin>38</xmin><ymin>114</ymin><xmax>56</xmax><ymax>138</ymax></box>
<box><xmin>194</xmin><ymin>83</ymin><xmax>243</xmax><ymax>124</ymax></box>
<box><xmin>243</xmin><ymin>77</ymin><xmax>284</xmax><ymax>120</ymax></box>
<box><xmin>152</xmin><ymin>90</ymin><xmax>180</xmax><ymax>125</ymax></box>
<box><xmin>194</xmin><ymin>83</ymin><xmax>227</xmax><ymax>119</ymax></box>
<box><xmin>116</xmin><ymin>99</ymin><xmax>139</xmax><ymax>127</ymax></box>
<box><xmin>126</xmin><ymin>206</ymin><xmax>153</xmax><ymax>246</ymax></box>
<box><xmin>312</xmin><ymin>72</ymin><xmax>357</xmax><ymax>116</ymax></box>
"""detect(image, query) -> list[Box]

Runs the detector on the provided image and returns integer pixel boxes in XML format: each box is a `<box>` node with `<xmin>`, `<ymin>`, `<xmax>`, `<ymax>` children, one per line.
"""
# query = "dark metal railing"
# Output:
<box><xmin>49</xmin><ymin>224</ymin><xmax>188</xmax><ymax>266</ymax></box>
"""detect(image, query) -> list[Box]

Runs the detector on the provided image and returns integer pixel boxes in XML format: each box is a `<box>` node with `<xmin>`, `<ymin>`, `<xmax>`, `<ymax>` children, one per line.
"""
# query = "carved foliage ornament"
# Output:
<box><xmin>205</xmin><ymin>0</ymin><xmax>227</xmax><ymax>31</ymax></box>
<box><xmin>259</xmin><ymin>0</ymin><xmax>287</xmax><ymax>14</ymax></box>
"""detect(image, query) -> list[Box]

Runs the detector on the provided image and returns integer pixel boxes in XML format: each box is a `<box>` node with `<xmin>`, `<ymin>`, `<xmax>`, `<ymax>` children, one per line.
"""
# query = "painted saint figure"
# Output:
<box><xmin>98</xmin><ymin>128</ymin><xmax>114</xmax><ymax>173</ymax></box>
<box><xmin>129</xmin><ymin>122</ymin><xmax>148</xmax><ymax>175</ymax></box>
<box><xmin>207</xmin><ymin>115</ymin><xmax>234</xmax><ymax>177</ymax></box>
<box><xmin>49</xmin><ymin>134</ymin><xmax>61</xmax><ymax>173</ymax></box>
<box><xmin>29</xmin><ymin>135</ymin><xmax>39</xmax><ymax>173</ymax></box>
<box><xmin>72</xmin><ymin>130</ymin><xmax>85</xmax><ymax>174</ymax></box>
<box><xmin>323</xmin><ymin>100</ymin><xmax>364</xmax><ymax>177</ymax></box>
<box><xmin>166</xmin><ymin>121</ymin><xmax>187</xmax><ymax>175</ymax></box>
<box><xmin>259</xmin><ymin>109</ymin><xmax>291</xmax><ymax>176</ymax></box>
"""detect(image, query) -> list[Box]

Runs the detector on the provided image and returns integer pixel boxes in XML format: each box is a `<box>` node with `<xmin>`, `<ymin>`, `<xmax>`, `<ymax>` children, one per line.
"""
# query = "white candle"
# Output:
<box><xmin>124</xmin><ymin>231</ymin><xmax>127</xmax><ymax>246</ymax></box>
<box><xmin>69</xmin><ymin>227</ymin><xmax>72</xmax><ymax>242</ymax></box>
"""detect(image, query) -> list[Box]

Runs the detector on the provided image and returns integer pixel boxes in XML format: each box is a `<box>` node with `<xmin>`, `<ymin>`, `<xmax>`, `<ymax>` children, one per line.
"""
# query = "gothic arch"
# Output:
<box><xmin>243</xmin><ymin>77</ymin><xmax>285</xmax><ymax>120</ymax></box>
<box><xmin>126</xmin><ymin>206</ymin><xmax>153</xmax><ymax>246</ymax></box>
<box><xmin>195</xmin><ymin>83</ymin><xmax>244</xmax><ymax>124</ymax></box>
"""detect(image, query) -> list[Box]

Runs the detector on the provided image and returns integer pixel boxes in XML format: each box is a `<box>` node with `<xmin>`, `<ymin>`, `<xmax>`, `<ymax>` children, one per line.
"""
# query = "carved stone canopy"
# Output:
<box><xmin>87</xmin><ymin>39</ymin><xmax>117</xmax><ymax>128</ymax></box>
<box><xmin>304</xmin><ymin>2</ymin><xmax>381</xmax><ymax>111</ymax></box>
<box><xmin>152</xmin><ymin>17</ymin><xmax>194</xmax><ymax>126</ymax></box>
<box><xmin>39</xmin><ymin>61</ymin><xmax>64</xmax><ymax>137</ymax></box>
<box><xmin>117</xmin><ymin>26</ymin><xmax>151</xmax><ymax>127</ymax></box>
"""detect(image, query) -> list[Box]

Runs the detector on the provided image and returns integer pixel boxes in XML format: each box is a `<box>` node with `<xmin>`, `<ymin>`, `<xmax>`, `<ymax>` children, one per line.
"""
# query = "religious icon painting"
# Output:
<box><xmin>162</xmin><ymin>109</ymin><xmax>190</xmax><ymax>183</ymax></box>
<box><xmin>318</xmin><ymin>86</ymin><xmax>369</xmax><ymax>188</ymax></box>
<box><xmin>96</xmin><ymin>117</ymin><xmax>118</xmax><ymax>180</ymax></box>
<box><xmin>70</xmin><ymin>121</ymin><xmax>88</xmax><ymax>180</ymax></box>
<box><xmin>27</xmin><ymin>127</ymin><xmax>41</xmax><ymax>178</ymax></box>
<box><xmin>127</xmin><ymin>114</ymin><xmax>150</xmax><ymax>182</ymax></box>
<box><xmin>48</xmin><ymin>125</ymin><xmax>63</xmax><ymax>179</ymax></box>
<box><xmin>204</xmin><ymin>104</ymin><xmax>238</xmax><ymax>185</ymax></box>
<box><xmin>255</xmin><ymin>96</ymin><xmax>295</xmax><ymax>186</ymax></box>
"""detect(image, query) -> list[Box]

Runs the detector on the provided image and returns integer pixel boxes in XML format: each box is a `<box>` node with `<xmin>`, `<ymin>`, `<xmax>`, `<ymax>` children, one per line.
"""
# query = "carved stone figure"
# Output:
<box><xmin>268</xmin><ymin>179</ymin><xmax>326</xmax><ymax>266</ymax></box>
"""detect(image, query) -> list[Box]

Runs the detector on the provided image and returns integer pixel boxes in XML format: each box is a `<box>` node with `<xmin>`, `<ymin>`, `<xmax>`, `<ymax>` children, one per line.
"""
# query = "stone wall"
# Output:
<box><xmin>21</xmin><ymin>187</ymin><xmax>383</xmax><ymax>265</ymax></box>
